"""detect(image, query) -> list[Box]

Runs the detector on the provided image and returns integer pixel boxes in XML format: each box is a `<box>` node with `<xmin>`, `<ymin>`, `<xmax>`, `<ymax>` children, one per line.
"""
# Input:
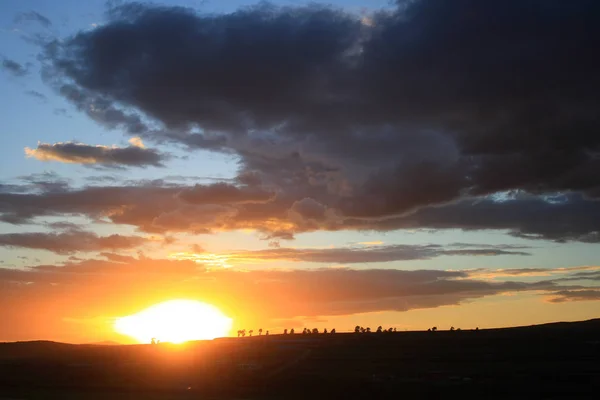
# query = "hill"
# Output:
<box><xmin>1</xmin><ymin>319</ymin><xmax>599</xmax><ymax>399</ymax></box>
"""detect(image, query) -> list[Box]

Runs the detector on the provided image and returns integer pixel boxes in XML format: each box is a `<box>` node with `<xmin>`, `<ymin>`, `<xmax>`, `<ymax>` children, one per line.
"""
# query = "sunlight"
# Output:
<box><xmin>169</xmin><ymin>252</ymin><xmax>232</xmax><ymax>268</ymax></box>
<box><xmin>114</xmin><ymin>300</ymin><xmax>232</xmax><ymax>344</ymax></box>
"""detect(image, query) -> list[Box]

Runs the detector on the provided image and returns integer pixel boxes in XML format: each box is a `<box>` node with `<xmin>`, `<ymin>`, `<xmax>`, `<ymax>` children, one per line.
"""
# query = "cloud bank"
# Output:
<box><xmin>18</xmin><ymin>0</ymin><xmax>597</xmax><ymax>242</ymax></box>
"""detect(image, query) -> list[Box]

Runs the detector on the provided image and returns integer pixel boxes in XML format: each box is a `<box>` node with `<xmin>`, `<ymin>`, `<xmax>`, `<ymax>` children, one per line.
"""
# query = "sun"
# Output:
<box><xmin>114</xmin><ymin>300</ymin><xmax>233</xmax><ymax>344</ymax></box>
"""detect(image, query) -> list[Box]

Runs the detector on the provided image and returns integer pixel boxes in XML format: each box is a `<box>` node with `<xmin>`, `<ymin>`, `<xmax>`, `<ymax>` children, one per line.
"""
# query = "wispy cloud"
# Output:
<box><xmin>14</xmin><ymin>11</ymin><xmax>52</xmax><ymax>28</ymax></box>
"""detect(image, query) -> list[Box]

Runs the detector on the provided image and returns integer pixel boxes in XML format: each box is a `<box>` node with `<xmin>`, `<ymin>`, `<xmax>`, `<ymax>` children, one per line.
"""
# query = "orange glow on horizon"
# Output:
<box><xmin>114</xmin><ymin>300</ymin><xmax>233</xmax><ymax>344</ymax></box>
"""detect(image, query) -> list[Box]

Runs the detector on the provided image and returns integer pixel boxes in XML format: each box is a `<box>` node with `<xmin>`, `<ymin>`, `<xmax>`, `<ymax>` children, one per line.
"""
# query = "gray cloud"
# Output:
<box><xmin>43</xmin><ymin>2</ymin><xmax>600</xmax><ymax>188</ymax></box>
<box><xmin>349</xmin><ymin>194</ymin><xmax>600</xmax><ymax>243</ymax></box>
<box><xmin>28</xmin><ymin>0</ymin><xmax>600</xmax><ymax>243</ymax></box>
<box><xmin>25</xmin><ymin>140</ymin><xmax>166</xmax><ymax>168</ymax></box>
<box><xmin>0</xmin><ymin>231</ymin><xmax>146</xmax><ymax>254</ymax></box>
<box><xmin>548</xmin><ymin>289</ymin><xmax>600</xmax><ymax>303</ymax></box>
<box><xmin>179</xmin><ymin>183</ymin><xmax>275</xmax><ymax>205</ymax></box>
<box><xmin>2</xmin><ymin>58</ymin><xmax>28</xmax><ymax>77</ymax></box>
<box><xmin>14</xmin><ymin>11</ymin><xmax>52</xmax><ymax>28</ymax></box>
<box><xmin>17</xmin><ymin>171</ymin><xmax>71</xmax><ymax>193</ymax></box>
<box><xmin>227</xmin><ymin>243</ymin><xmax>530</xmax><ymax>264</ymax></box>
<box><xmin>25</xmin><ymin>90</ymin><xmax>47</xmax><ymax>101</ymax></box>
<box><xmin>1</xmin><ymin>181</ymin><xmax>600</xmax><ymax>244</ymax></box>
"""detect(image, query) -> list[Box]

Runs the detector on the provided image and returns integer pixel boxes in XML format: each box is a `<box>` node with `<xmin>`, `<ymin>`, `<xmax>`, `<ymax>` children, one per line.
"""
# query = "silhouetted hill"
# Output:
<box><xmin>0</xmin><ymin>318</ymin><xmax>599</xmax><ymax>399</ymax></box>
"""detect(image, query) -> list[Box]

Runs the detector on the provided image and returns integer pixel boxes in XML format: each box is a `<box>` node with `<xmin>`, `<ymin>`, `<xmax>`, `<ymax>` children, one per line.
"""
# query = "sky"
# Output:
<box><xmin>0</xmin><ymin>0</ymin><xmax>599</xmax><ymax>344</ymax></box>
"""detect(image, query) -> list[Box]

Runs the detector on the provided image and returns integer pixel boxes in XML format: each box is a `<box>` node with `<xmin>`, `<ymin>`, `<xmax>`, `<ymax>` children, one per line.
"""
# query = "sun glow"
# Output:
<box><xmin>114</xmin><ymin>300</ymin><xmax>233</xmax><ymax>344</ymax></box>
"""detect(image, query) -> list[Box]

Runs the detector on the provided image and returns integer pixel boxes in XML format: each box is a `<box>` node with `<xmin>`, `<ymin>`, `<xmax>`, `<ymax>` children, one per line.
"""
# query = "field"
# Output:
<box><xmin>1</xmin><ymin>319</ymin><xmax>599</xmax><ymax>399</ymax></box>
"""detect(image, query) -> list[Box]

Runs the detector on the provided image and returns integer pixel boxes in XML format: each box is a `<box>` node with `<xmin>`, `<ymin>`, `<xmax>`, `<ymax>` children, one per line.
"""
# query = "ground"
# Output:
<box><xmin>1</xmin><ymin>319</ymin><xmax>599</xmax><ymax>399</ymax></box>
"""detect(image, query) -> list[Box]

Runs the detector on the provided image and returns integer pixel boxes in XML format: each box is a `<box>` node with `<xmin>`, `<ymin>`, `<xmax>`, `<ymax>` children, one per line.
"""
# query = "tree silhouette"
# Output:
<box><xmin>259</xmin><ymin>328</ymin><xmax>263</xmax><ymax>336</ymax></box>
<box><xmin>312</xmin><ymin>328</ymin><xmax>319</xmax><ymax>334</ymax></box>
<box><xmin>427</xmin><ymin>328</ymin><xmax>431</xmax><ymax>332</ymax></box>
<box><xmin>376</xmin><ymin>326</ymin><xmax>383</xmax><ymax>333</ymax></box>
<box><xmin>475</xmin><ymin>327</ymin><xmax>479</xmax><ymax>331</ymax></box>
<box><xmin>284</xmin><ymin>329</ymin><xmax>288</xmax><ymax>335</ymax></box>
<box><xmin>432</xmin><ymin>327</ymin><xmax>437</xmax><ymax>332</ymax></box>
<box><xmin>249</xmin><ymin>330</ymin><xmax>254</xmax><ymax>336</ymax></box>
<box><xmin>290</xmin><ymin>328</ymin><xmax>295</xmax><ymax>334</ymax></box>
<box><xmin>242</xmin><ymin>329</ymin><xmax>246</xmax><ymax>337</ymax></box>
<box><xmin>450</xmin><ymin>326</ymin><xmax>455</xmax><ymax>332</ymax></box>
<box><xmin>302</xmin><ymin>328</ymin><xmax>307</xmax><ymax>335</ymax></box>
<box><xmin>366</xmin><ymin>327</ymin><xmax>371</xmax><ymax>333</ymax></box>
<box><xmin>355</xmin><ymin>325</ymin><xmax>361</xmax><ymax>333</ymax></box>
<box><xmin>266</xmin><ymin>330</ymin><xmax>269</xmax><ymax>335</ymax></box>
<box><xmin>323</xmin><ymin>328</ymin><xmax>328</xmax><ymax>334</ymax></box>
<box><xmin>331</xmin><ymin>328</ymin><xmax>336</xmax><ymax>334</ymax></box>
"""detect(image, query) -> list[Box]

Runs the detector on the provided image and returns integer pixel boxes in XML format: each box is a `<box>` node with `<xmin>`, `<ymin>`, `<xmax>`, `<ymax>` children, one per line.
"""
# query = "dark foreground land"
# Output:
<box><xmin>1</xmin><ymin>319</ymin><xmax>599</xmax><ymax>399</ymax></box>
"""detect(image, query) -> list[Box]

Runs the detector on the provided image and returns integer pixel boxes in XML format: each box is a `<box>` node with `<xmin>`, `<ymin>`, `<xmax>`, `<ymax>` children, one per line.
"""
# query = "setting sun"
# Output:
<box><xmin>114</xmin><ymin>300</ymin><xmax>232</xmax><ymax>344</ymax></box>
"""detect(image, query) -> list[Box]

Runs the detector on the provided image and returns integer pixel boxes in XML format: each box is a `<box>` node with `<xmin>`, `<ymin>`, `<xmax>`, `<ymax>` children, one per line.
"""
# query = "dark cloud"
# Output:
<box><xmin>352</xmin><ymin>194</ymin><xmax>600</xmax><ymax>243</ymax></box>
<box><xmin>14</xmin><ymin>11</ymin><xmax>52</xmax><ymax>28</ymax></box>
<box><xmin>34</xmin><ymin>0</ymin><xmax>600</xmax><ymax>242</ymax></box>
<box><xmin>227</xmin><ymin>243</ymin><xmax>530</xmax><ymax>264</ymax></box>
<box><xmin>52</xmin><ymin>84</ymin><xmax>148</xmax><ymax>134</ymax></box>
<box><xmin>0</xmin><ymin>231</ymin><xmax>146</xmax><ymax>254</ymax></box>
<box><xmin>25</xmin><ymin>140</ymin><xmax>166</xmax><ymax>168</ymax></box>
<box><xmin>1</xmin><ymin>58</ymin><xmax>28</xmax><ymax>77</ymax></box>
<box><xmin>1</xmin><ymin>181</ymin><xmax>600</xmax><ymax>244</ymax></box>
<box><xmin>17</xmin><ymin>171</ymin><xmax>71</xmax><ymax>193</ymax></box>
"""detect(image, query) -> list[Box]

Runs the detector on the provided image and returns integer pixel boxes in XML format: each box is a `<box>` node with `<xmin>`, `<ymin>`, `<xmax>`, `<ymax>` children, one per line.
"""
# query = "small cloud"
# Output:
<box><xmin>25</xmin><ymin>90</ymin><xmax>47</xmax><ymax>101</ymax></box>
<box><xmin>128</xmin><ymin>137</ymin><xmax>145</xmax><ymax>148</ymax></box>
<box><xmin>53</xmin><ymin>108</ymin><xmax>70</xmax><ymax>117</ymax></box>
<box><xmin>357</xmin><ymin>241</ymin><xmax>384</xmax><ymax>246</ymax></box>
<box><xmin>14</xmin><ymin>11</ymin><xmax>52</xmax><ymax>28</ymax></box>
<box><xmin>1</xmin><ymin>58</ymin><xmax>28</xmax><ymax>77</ymax></box>
<box><xmin>25</xmin><ymin>141</ymin><xmax>166</xmax><ymax>168</ymax></box>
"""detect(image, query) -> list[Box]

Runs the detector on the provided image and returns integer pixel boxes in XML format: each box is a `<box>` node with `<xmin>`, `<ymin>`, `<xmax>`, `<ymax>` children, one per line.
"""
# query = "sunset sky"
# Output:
<box><xmin>1</xmin><ymin>0</ymin><xmax>599</xmax><ymax>344</ymax></box>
